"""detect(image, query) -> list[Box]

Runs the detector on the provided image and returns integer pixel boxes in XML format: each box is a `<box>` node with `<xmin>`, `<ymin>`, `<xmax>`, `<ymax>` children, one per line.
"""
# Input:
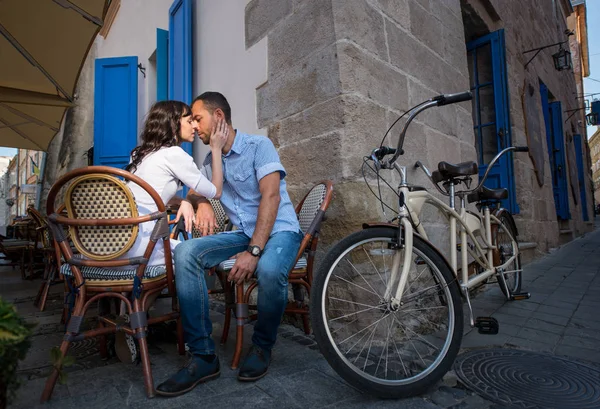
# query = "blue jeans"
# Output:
<box><xmin>174</xmin><ymin>230</ymin><xmax>303</xmax><ymax>355</ymax></box>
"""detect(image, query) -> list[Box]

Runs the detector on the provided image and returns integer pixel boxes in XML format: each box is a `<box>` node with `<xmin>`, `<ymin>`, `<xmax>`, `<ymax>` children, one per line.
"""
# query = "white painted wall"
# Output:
<box><xmin>95</xmin><ymin>0</ymin><xmax>171</xmax><ymax>141</ymax></box>
<box><xmin>192</xmin><ymin>0</ymin><xmax>268</xmax><ymax>164</ymax></box>
<box><xmin>89</xmin><ymin>0</ymin><xmax>267</xmax><ymax>166</ymax></box>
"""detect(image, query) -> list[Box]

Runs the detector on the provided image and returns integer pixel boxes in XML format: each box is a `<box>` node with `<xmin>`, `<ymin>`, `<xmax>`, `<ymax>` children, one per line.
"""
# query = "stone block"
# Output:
<box><xmin>443</xmin><ymin>26</ymin><xmax>468</xmax><ymax>74</ymax></box>
<box><xmin>409</xmin><ymin>1</ymin><xmax>444</xmax><ymax>55</ymax></box>
<box><xmin>273</xmin><ymin>95</ymin><xmax>345</xmax><ymax>148</ymax></box>
<box><xmin>425</xmin><ymin>127</ymin><xmax>460</xmax><ymax>171</ymax></box>
<box><xmin>332</xmin><ymin>0</ymin><xmax>387</xmax><ymax>60</ymax></box>
<box><xmin>408</xmin><ymin>78</ymin><xmax>457</xmax><ymax>136</ymax></box>
<box><xmin>337</xmin><ymin>41</ymin><xmax>409</xmax><ymax>111</ymax></box>
<box><xmin>431</xmin><ymin>0</ymin><xmax>463</xmax><ymax>31</ymax></box>
<box><xmin>279</xmin><ymin>131</ymin><xmax>343</xmax><ymax>186</ymax></box>
<box><xmin>386</xmin><ymin>21</ymin><xmax>441</xmax><ymax>89</ymax></box>
<box><xmin>369</xmin><ymin>0</ymin><xmax>410</xmax><ymax>30</ymax></box>
<box><xmin>339</xmin><ymin>95</ymin><xmax>389</xmax><ymax>178</ymax></box>
<box><xmin>268</xmin><ymin>0</ymin><xmax>335</xmax><ymax>78</ymax></box>
<box><xmin>245</xmin><ymin>0</ymin><xmax>293</xmax><ymax>49</ymax></box>
<box><xmin>456</xmin><ymin>106</ymin><xmax>475</xmax><ymax>146</ymax></box>
<box><xmin>257</xmin><ymin>44</ymin><xmax>340</xmax><ymax>126</ymax></box>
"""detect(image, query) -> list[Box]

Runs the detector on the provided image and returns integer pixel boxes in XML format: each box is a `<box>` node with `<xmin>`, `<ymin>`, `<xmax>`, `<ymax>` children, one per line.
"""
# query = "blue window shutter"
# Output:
<box><xmin>573</xmin><ymin>134</ymin><xmax>589</xmax><ymax>221</ymax></box>
<box><xmin>157</xmin><ymin>29</ymin><xmax>169</xmax><ymax>102</ymax></box>
<box><xmin>169</xmin><ymin>0</ymin><xmax>193</xmax><ymax>197</ymax></box>
<box><xmin>548</xmin><ymin>101</ymin><xmax>570</xmax><ymax>220</ymax></box>
<box><xmin>94</xmin><ymin>57</ymin><xmax>138</xmax><ymax>169</ymax></box>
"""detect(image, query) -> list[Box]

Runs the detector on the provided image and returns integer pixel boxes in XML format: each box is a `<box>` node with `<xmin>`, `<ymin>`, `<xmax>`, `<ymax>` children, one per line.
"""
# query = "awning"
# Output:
<box><xmin>0</xmin><ymin>0</ymin><xmax>110</xmax><ymax>151</ymax></box>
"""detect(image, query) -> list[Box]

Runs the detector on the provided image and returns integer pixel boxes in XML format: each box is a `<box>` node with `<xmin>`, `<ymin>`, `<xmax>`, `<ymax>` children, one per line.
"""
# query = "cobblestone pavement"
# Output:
<box><xmin>4</xmin><ymin>221</ymin><xmax>600</xmax><ymax>408</ymax></box>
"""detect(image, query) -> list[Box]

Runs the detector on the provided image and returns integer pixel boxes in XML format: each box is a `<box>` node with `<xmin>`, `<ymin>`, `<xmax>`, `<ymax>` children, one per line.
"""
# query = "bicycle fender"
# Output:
<box><xmin>493</xmin><ymin>209</ymin><xmax>519</xmax><ymax>237</ymax></box>
<box><xmin>361</xmin><ymin>223</ymin><xmax>457</xmax><ymax>295</ymax></box>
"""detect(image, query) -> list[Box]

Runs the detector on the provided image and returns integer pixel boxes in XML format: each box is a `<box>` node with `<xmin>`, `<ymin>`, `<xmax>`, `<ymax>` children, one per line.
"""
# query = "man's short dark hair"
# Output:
<box><xmin>193</xmin><ymin>92</ymin><xmax>232</xmax><ymax>124</ymax></box>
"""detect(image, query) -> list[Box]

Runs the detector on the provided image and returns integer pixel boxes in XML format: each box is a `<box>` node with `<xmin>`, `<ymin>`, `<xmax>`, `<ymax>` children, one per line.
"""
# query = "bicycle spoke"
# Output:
<box><xmin>362</xmin><ymin>246</ymin><xmax>388</xmax><ymax>288</ymax></box>
<box><xmin>333</xmin><ymin>274</ymin><xmax>380</xmax><ymax>298</ymax></box>
<box><xmin>346</xmin><ymin>259</ymin><xmax>382</xmax><ymax>298</ymax></box>
<box><xmin>329</xmin><ymin>304</ymin><xmax>382</xmax><ymax>322</ymax></box>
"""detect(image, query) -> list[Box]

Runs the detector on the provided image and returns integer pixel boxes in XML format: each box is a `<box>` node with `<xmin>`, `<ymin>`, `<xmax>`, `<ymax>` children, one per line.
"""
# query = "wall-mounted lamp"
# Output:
<box><xmin>552</xmin><ymin>44</ymin><xmax>572</xmax><ymax>71</ymax></box>
<box><xmin>523</xmin><ymin>31</ymin><xmax>574</xmax><ymax>71</ymax></box>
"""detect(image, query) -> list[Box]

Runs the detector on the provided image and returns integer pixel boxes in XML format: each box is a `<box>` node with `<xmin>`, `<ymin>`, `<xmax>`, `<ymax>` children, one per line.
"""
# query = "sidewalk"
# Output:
<box><xmin>3</xmin><ymin>221</ymin><xmax>600</xmax><ymax>409</ymax></box>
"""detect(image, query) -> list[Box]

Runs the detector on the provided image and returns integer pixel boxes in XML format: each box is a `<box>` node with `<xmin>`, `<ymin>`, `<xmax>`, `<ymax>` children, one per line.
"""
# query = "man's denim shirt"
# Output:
<box><xmin>202</xmin><ymin>131</ymin><xmax>300</xmax><ymax>238</ymax></box>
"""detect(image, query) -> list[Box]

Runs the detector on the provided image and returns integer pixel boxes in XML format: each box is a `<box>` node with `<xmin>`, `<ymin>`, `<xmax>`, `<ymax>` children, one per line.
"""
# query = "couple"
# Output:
<box><xmin>126</xmin><ymin>92</ymin><xmax>302</xmax><ymax>397</ymax></box>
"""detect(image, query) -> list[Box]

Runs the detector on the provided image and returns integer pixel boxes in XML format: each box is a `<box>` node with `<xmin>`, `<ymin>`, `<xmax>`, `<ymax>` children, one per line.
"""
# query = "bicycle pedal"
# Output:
<box><xmin>510</xmin><ymin>292</ymin><xmax>531</xmax><ymax>301</ymax></box>
<box><xmin>474</xmin><ymin>316</ymin><xmax>499</xmax><ymax>335</ymax></box>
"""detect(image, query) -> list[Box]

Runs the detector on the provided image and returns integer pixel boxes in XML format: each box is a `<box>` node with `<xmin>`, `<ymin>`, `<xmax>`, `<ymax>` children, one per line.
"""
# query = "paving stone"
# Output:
<box><xmin>276</xmin><ymin>368</ymin><xmax>360</xmax><ymax>407</ymax></box>
<box><xmin>504</xmin><ymin>337</ymin><xmax>555</xmax><ymax>353</ymax></box>
<box><xmin>535</xmin><ymin>304</ymin><xmax>576</xmax><ymax>318</ymax></box>
<box><xmin>525</xmin><ymin>317</ymin><xmax>565</xmax><ymax>335</ymax></box>
<box><xmin>554</xmin><ymin>345</ymin><xmax>600</xmax><ymax>365</ymax></box>
<box><xmin>515</xmin><ymin>327</ymin><xmax>561</xmax><ymax>346</ymax></box>
<box><xmin>528</xmin><ymin>311</ymin><xmax>570</xmax><ymax>326</ymax></box>
<box><xmin>430</xmin><ymin>388</ymin><xmax>460</xmax><ymax>407</ymax></box>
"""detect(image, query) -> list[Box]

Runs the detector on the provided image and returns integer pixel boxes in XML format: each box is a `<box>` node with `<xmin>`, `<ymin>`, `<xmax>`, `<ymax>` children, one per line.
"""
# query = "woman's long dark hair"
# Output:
<box><xmin>125</xmin><ymin>100</ymin><xmax>192</xmax><ymax>173</ymax></box>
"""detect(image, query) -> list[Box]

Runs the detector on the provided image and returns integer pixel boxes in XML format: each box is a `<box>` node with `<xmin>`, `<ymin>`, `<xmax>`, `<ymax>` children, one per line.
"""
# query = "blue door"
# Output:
<box><xmin>156</xmin><ymin>29</ymin><xmax>169</xmax><ymax>102</ymax></box>
<box><xmin>573</xmin><ymin>134</ymin><xmax>589</xmax><ymax>221</ymax></box>
<box><xmin>540</xmin><ymin>83</ymin><xmax>570</xmax><ymax>220</ymax></box>
<box><xmin>93</xmin><ymin>57</ymin><xmax>138</xmax><ymax>169</ymax></box>
<box><xmin>467</xmin><ymin>30</ymin><xmax>518</xmax><ymax>213</ymax></box>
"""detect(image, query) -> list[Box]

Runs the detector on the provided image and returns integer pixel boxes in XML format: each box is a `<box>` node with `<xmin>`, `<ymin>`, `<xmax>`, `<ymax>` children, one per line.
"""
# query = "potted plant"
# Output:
<box><xmin>0</xmin><ymin>297</ymin><xmax>34</xmax><ymax>409</ymax></box>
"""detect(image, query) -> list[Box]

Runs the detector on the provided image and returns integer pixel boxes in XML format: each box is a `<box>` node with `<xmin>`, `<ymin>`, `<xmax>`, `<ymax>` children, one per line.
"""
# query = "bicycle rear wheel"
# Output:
<box><xmin>493</xmin><ymin>211</ymin><xmax>521</xmax><ymax>297</ymax></box>
<box><xmin>310</xmin><ymin>227</ymin><xmax>463</xmax><ymax>398</ymax></box>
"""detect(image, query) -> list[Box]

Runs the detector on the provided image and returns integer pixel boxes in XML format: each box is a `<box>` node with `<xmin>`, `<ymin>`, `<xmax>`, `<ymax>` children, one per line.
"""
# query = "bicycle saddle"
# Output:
<box><xmin>431</xmin><ymin>161</ymin><xmax>478</xmax><ymax>183</ymax></box>
<box><xmin>467</xmin><ymin>185</ymin><xmax>508</xmax><ymax>203</ymax></box>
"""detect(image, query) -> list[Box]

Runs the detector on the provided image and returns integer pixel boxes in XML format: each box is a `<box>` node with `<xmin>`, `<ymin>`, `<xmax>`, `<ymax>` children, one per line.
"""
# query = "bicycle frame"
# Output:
<box><xmin>384</xmin><ymin>162</ymin><xmax>519</xmax><ymax>311</ymax></box>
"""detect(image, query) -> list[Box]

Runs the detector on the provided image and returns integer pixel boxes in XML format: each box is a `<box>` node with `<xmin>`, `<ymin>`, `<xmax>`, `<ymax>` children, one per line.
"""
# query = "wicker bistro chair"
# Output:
<box><xmin>40</xmin><ymin>166</ymin><xmax>185</xmax><ymax>402</ymax></box>
<box><xmin>207</xmin><ymin>181</ymin><xmax>334</xmax><ymax>369</ymax></box>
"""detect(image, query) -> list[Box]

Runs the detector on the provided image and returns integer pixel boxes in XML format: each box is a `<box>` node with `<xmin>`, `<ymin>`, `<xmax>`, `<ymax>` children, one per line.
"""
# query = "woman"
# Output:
<box><xmin>124</xmin><ymin>100</ymin><xmax>228</xmax><ymax>266</ymax></box>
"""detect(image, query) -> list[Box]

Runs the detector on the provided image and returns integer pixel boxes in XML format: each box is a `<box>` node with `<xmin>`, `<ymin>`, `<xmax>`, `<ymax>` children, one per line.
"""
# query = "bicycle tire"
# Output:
<box><xmin>493</xmin><ymin>211</ymin><xmax>521</xmax><ymax>297</ymax></box>
<box><xmin>310</xmin><ymin>227</ymin><xmax>463</xmax><ymax>398</ymax></box>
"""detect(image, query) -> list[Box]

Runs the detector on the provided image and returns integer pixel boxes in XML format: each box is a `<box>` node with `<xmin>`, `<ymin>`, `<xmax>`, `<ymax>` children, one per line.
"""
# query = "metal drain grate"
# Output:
<box><xmin>454</xmin><ymin>348</ymin><xmax>600</xmax><ymax>409</ymax></box>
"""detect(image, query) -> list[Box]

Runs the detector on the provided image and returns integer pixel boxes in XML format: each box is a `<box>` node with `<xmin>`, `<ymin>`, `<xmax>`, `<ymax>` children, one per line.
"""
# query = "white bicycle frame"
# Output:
<box><xmin>385</xmin><ymin>162</ymin><xmax>519</xmax><ymax>311</ymax></box>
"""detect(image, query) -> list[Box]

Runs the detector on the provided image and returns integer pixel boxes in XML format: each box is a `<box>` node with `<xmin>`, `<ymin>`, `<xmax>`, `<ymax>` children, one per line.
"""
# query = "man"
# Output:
<box><xmin>156</xmin><ymin>92</ymin><xmax>302</xmax><ymax>397</ymax></box>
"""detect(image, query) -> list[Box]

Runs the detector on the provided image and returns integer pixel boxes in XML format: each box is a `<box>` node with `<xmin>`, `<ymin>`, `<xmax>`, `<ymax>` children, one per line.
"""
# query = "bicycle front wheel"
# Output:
<box><xmin>310</xmin><ymin>227</ymin><xmax>463</xmax><ymax>398</ymax></box>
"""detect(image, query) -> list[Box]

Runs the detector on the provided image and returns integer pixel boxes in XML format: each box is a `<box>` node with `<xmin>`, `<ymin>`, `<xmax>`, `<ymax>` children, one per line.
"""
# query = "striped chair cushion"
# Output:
<box><xmin>217</xmin><ymin>256</ymin><xmax>308</xmax><ymax>272</ymax></box>
<box><xmin>60</xmin><ymin>263</ymin><xmax>167</xmax><ymax>280</ymax></box>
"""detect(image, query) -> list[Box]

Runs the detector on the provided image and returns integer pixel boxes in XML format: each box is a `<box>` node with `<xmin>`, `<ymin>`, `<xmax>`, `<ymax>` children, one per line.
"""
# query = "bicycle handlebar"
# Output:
<box><xmin>432</xmin><ymin>91</ymin><xmax>473</xmax><ymax>106</ymax></box>
<box><xmin>385</xmin><ymin>91</ymin><xmax>473</xmax><ymax>166</ymax></box>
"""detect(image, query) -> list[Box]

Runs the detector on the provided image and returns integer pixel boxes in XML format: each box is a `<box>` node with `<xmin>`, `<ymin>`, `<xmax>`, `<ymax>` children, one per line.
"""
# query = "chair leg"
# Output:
<box><xmin>97</xmin><ymin>320</ymin><xmax>109</xmax><ymax>360</ymax></box>
<box><xmin>301</xmin><ymin>313</ymin><xmax>310</xmax><ymax>335</ymax></box>
<box><xmin>40</xmin><ymin>339</ymin><xmax>71</xmax><ymax>403</ymax></box>
<box><xmin>176</xmin><ymin>317</ymin><xmax>185</xmax><ymax>355</ymax></box>
<box><xmin>133</xmin><ymin>299</ymin><xmax>155</xmax><ymax>398</ymax></box>
<box><xmin>220</xmin><ymin>279</ymin><xmax>232</xmax><ymax>345</ymax></box>
<box><xmin>231</xmin><ymin>283</ymin><xmax>247</xmax><ymax>370</ymax></box>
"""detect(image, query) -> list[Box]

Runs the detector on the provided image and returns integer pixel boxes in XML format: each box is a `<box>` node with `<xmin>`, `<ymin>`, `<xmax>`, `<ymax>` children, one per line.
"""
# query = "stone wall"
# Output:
<box><xmin>247</xmin><ymin>0</ymin><xmax>591</xmax><ymax>263</ymax></box>
<box><xmin>251</xmin><ymin>0</ymin><xmax>474</xmax><ymax>254</ymax></box>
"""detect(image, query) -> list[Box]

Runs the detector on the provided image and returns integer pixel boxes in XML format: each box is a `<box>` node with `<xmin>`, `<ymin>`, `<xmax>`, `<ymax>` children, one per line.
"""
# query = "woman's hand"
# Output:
<box><xmin>210</xmin><ymin>118</ymin><xmax>229</xmax><ymax>151</ymax></box>
<box><xmin>174</xmin><ymin>200</ymin><xmax>195</xmax><ymax>233</ymax></box>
